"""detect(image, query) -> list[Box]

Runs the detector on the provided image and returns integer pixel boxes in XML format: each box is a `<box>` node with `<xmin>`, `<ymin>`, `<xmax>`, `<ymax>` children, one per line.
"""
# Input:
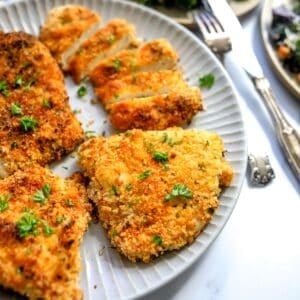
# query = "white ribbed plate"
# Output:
<box><xmin>0</xmin><ymin>0</ymin><xmax>247</xmax><ymax>299</ymax></box>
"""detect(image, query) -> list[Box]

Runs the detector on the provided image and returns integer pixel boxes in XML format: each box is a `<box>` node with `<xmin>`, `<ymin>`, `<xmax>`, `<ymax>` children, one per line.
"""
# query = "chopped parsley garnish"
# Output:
<box><xmin>23</xmin><ymin>61</ymin><xmax>31</xmax><ymax>68</ymax></box>
<box><xmin>20</xmin><ymin>116</ymin><xmax>38</xmax><ymax>132</ymax></box>
<box><xmin>162</xmin><ymin>164</ymin><xmax>169</xmax><ymax>171</ymax></box>
<box><xmin>0</xmin><ymin>193</ymin><xmax>11</xmax><ymax>212</ymax></box>
<box><xmin>56</xmin><ymin>216</ymin><xmax>65</xmax><ymax>224</ymax></box>
<box><xmin>106</xmin><ymin>34</ymin><xmax>116</xmax><ymax>45</ymax></box>
<box><xmin>33</xmin><ymin>183</ymin><xmax>51</xmax><ymax>205</ymax></box>
<box><xmin>199</xmin><ymin>73</ymin><xmax>215</xmax><ymax>89</ymax></box>
<box><xmin>153</xmin><ymin>151</ymin><xmax>168</xmax><ymax>163</ymax></box>
<box><xmin>0</xmin><ymin>80</ymin><xmax>9</xmax><ymax>96</ymax></box>
<box><xmin>138</xmin><ymin>169</ymin><xmax>152</xmax><ymax>181</ymax></box>
<box><xmin>125</xmin><ymin>183</ymin><xmax>132</xmax><ymax>191</ymax></box>
<box><xmin>10</xmin><ymin>102</ymin><xmax>23</xmax><ymax>116</ymax></box>
<box><xmin>40</xmin><ymin>220</ymin><xmax>54</xmax><ymax>236</ymax></box>
<box><xmin>152</xmin><ymin>235</ymin><xmax>163</xmax><ymax>246</ymax></box>
<box><xmin>161</xmin><ymin>133</ymin><xmax>182</xmax><ymax>147</ymax></box>
<box><xmin>11</xmin><ymin>141</ymin><xmax>17</xmax><ymax>149</ymax></box>
<box><xmin>112</xmin><ymin>58</ymin><xmax>122</xmax><ymax>71</ymax></box>
<box><xmin>23</xmin><ymin>79</ymin><xmax>36</xmax><ymax>91</ymax></box>
<box><xmin>165</xmin><ymin>184</ymin><xmax>193</xmax><ymax>202</ymax></box>
<box><xmin>15</xmin><ymin>75</ymin><xmax>24</xmax><ymax>87</ymax></box>
<box><xmin>16</xmin><ymin>213</ymin><xmax>39</xmax><ymax>238</ymax></box>
<box><xmin>65</xmin><ymin>199</ymin><xmax>74</xmax><ymax>207</ymax></box>
<box><xmin>111</xmin><ymin>185</ymin><xmax>119</xmax><ymax>196</ymax></box>
<box><xmin>42</xmin><ymin>99</ymin><xmax>52</xmax><ymax>108</ymax></box>
<box><xmin>77</xmin><ymin>86</ymin><xmax>87</xmax><ymax>97</ymax></box>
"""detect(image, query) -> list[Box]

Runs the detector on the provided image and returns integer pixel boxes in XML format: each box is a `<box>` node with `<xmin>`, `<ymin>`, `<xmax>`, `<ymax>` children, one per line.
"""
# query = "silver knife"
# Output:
<box><xmin>207</xmin><ymin>0</ymin><xmax>300</xmax><ymax>181</ymax></box>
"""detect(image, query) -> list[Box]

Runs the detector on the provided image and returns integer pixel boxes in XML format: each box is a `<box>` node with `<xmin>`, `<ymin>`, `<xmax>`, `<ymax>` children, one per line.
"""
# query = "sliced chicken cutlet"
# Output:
<box><xmin>95</xmin><ymin>70</ymin><xmax>188</xmax><ymax>109</ymax></box>
<box><xmin>68</xmin><ymin>19</ymin><xmax>138</xmax><ymax>83</ymax></box>
<box><xmin>39</xmin><ymin>5</ymin><xmax>100</xmax><ymax>67</ymax></box>
<box><xmin>89</xmin><ymin>39</ymin><xmax>178</xmax><ymax>87</ymax></box>
<box><xmin>0</xmin><ymin>165</ymin><xmax>90</xmax><ymax>299</ymax></box>
<box><xmin>78</xmin><ymin>128</ymin><xmax>233</xmax><ymax>263</ymax></box>
<box><xmin>109</xmin><ymin>88</ymin><xmax>202</xmax><ymax>130</ymax></box>
<box><xmin>0</xmin><ymin>32</ymin><xmax>83</xmax><ymax>177</ymax></box>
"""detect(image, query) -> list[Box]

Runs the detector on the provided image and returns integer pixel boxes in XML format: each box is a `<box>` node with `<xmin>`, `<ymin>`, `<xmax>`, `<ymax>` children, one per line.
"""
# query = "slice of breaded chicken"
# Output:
<box><xmin>68</xmin><ymin>19</ymin><xmax>138</xmax><ymax>83</ymax></box>
<box><xmin>0</xmin><ymin>32</ymin><xmax>83</xmax><ymax>177</ymax></box>
<box><xmin>39</xmin><ymin>5</ymin><xmax>101</xmax><ymax>67</ymax></box>
<box><xmin>0</xmin><ymin>165</ymin><xmax>91</xmax><ymax>299</ymax></box>
<box><xmin>89</xmin><ymin>39</ymin><xmax>178</xmax><ymax>87</ymax></box>
<box><xmin>94</xmin><ymin>70</ymin><xmax>188</xmax><ymax>109</ymax></box>
<box><xmin>78</xmin><ymin>128</ymin><xmax>233</xmax><ymax>263</ymax></box>
<box><xmin>108</xmin><ymin>87</ymin><xmax>203</xmax><ymax>130</ymax></box>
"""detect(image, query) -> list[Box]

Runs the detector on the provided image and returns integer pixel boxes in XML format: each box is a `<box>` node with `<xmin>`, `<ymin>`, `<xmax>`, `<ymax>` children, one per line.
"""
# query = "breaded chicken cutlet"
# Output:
<box><xmin>0</xmin><ymin>32</ymin><xmax>83</xmax><ymax>177</ymax></box>
<box><xmin>39</xmin><ymin>5</ymin><xmax>101</xmax><ymax>68</ymax></box>
<box><xmin>68</xmin><ymin>19</ymin><xmax>138</xmax><ymax>83</ymax></box>
<box><xmin>89</xmin><ymin>39</ymin><xmax>179</xmax><ymax>87</ymax></box>
<box><xmin>0</xmin><ymin>165</ymin><xmax>91</xmax><ymax>299</ymax></box>
<box><xmin>78</xmin><ymin>128</ymin><xmax>233</xmax><ymax>263</ymax></box>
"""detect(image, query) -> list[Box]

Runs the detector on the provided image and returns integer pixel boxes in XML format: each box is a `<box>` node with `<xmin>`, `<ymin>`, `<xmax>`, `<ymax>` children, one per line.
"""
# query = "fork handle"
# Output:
<box><xmin>254</xmin><ymin>77</ymin><xmax>300</xmax><ymax>181</ymax></box>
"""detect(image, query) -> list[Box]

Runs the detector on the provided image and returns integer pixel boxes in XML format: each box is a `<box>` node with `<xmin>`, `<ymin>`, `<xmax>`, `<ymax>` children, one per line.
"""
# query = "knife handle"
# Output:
<box><xmin>254</xmin><ymin>77</ymin><xmax>300</xmax><ymax>181</ymax></box>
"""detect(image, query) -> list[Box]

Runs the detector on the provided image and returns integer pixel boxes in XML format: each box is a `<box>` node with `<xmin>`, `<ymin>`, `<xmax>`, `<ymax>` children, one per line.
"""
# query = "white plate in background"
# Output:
<box><xmin>0</xmin><ymin>0</ymin><xmax>247</xmax><ymax>299</ymax></box>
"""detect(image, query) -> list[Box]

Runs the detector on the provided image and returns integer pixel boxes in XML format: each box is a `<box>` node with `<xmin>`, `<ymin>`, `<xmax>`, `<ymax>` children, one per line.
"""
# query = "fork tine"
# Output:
<box><xmin>203</xmin><ymin>11</ymin><xmax>225</xmax><ymax>33</ymax></box>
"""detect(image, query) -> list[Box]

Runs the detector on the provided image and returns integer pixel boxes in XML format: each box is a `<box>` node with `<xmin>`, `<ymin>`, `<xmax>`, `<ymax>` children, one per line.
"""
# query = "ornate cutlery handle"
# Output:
<box><xmin>255</xmin><ymin>77</ymin><xmax>300</xmax><ymax>181</ymax></box>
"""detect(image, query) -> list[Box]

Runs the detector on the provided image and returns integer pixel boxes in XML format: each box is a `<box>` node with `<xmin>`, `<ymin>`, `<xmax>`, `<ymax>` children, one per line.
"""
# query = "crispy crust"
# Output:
<box><xmin>95</xmin><ymin>70</ymin><xmax>188</xmax><ymax>108</ymax></box>
<box><xmin>0</xmin><ymin>165</ymin><xmax>91</xmax><ymax>299</ymax></box>
<box><xmin>108</xmin><ymin>88</ymin><xmax>203</xmax><ymax>130</ymax></box>
<box><xmin>0</xmin><ymin>32</ymin><xmax>83</xmax><ymax>176</ymax></box>
<box><xmin>68</xmin><ymin>19</ymin><xmax>137</xmax><ymax>83</ymax></box>
<box><xmin>39</xmin><ymin>5</ymin><xmax>100</xmax><ymax>64</ymax></box>
<box><xmin>78</xmin><ymin>128</ymin><xmax>233</xmax><ymax>263</ymax></box>
<box><xmin>89</xmin><ymin>39</ymin><xmax>178</xmax><ymax>87</ymax></box>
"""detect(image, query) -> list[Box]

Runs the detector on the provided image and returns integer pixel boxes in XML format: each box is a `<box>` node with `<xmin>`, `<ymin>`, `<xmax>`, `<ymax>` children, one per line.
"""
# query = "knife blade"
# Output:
<box><xmin>206</xmin><ymin>0</ymin><xmax>300</xmax><ymax>181</ymax></box>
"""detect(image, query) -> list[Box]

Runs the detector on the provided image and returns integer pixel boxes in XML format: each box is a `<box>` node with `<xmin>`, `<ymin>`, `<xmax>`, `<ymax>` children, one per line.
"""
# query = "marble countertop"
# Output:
<box><xmin>144</xmin><ymin>3</ymin><xmax>300</xmax><ymax>300</ymax></box>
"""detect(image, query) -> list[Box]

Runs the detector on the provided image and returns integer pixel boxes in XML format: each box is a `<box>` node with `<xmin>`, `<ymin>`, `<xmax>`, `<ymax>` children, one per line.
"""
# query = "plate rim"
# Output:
<box><xmin>0</xmin><ymin>0</ymin><xmax>247</xmax><ymax>298</ymax></box>
<box><xmin>260</xmin><ymin>0</ymin><xmax>300</xmax><ymax>99</ymax></box>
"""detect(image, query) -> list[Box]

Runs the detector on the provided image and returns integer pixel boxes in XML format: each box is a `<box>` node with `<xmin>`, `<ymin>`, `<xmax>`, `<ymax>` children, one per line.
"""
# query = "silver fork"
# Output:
<box><xmin>192</xmin><ymin>2</ymin><xmax>231</xmax><ymax>61</ymax></box>
<box><xmin>192</xmin><ymin>2</ymin><xmax>275</xmax><ymax>186</ymax></box>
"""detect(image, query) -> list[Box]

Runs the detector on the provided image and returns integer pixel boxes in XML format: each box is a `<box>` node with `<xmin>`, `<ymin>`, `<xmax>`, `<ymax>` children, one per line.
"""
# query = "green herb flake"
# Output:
<box><xmin>161</xmin><ymin>132</ymin><xmax>168</xmax><ymax>143</ymax></box>
<box><xmin>138</xmin><ymin>169</ymin><xmax>152</xmax><ymax>181</ymax></box>
<box><xmin>77</xmin><ymin>86</ymin><xmax>87</xmax><ymax>98</ymax></box>
<box><xmin>23</xmin><ymin>79</ymin><xmax>36</xmax><ymax>91</ymax></box>
<box><xmin>152</xmin><ymin>235</ymin><xmax>163</xmax><ymax>246</ymax></box>
<box><xmin>23</xmin><ymin>61</ymin><xmax>31</xmax><ymax>68</ymax></box>
<box><xmin>106</xmin><ymin>34</ymin><xmax>116</xmax><ymax>45</ymax></box>
<box><xmin>33</xmin><ymin>183</ymin><xmax>51</xmax><ymax>205</ymax></box>
<box><xmin>0</xmin><ymin>193</ymin><xmax>11</xmax><ymax>212</ymax></box>
<box><xmin>15</xmin><ymin>75</ymin><xmax>24</xmax><ymax>87</ymax></box>
<box><xmin>16</xmin><ymin>213</ymin><xmax>39</xmax><ymax>238</ymax></box>
<box><xmin>112</xmin><ymin>58</ymin><xmax>122</xmax><ymax>72</ymax></box>
<box><xmin>42</xmin><ymin>99</ymin><xmax>52</xmax><ymax>108</ymax></box>
<box><xmin>10</xmin><ymin>102</ymin><xmax>23</xmax><ymax>116</ymax></box>
<box><xmin>65</xmin><ymin>199</ymin><xmax>74</xmax><ymax>207</ymax></box>
<box><xmin>165</xmin><ymin>184</ymin><xmax>193</xmax><ymax>202</ymax></box>
<box><xmin>162</xmin><ymin>164</ymin><xmax>169</xmax><ymax>171</ymax></box>
<box><xmin>125</xmin><ymin>183</ymin><xmax>132</xmax><ymax>191</ymax></box>
<box><xmin>20</xmin><ymin>116</ymin><xmax>38</xmax><ymax>132</ymax></box>
<box><xmin>11</xmin><ymin>141</ymin><xmax>17</xmax><ymax>149</ymax></box>
<box><xmin>111</xmin><ymin>230</ymin><xmax>118</xmax><ymax>238</ymax></box>
<box><xmin>199</xmin><ymin>73</ymin><xmax>215</xmax><ymax>89</ymax></box>
<box><xmin>153</xmin><ymin>151</ymin><xmax>168</xmax><ymax>163</ymax></box>
<box><xmin>0</xmin><ymin>80</ymin><xmax>9</xmax><ymax>96</ymax></box>
<box><xmin>56</xmin><ymin>216</ymin><xmax>65</xmax><ymax>224</ymax></box>
<box><xmin>111</xmin><ymin>185</ymin><xmax>119</xmax><ymax>196</ymax></box>
<box><xmin>40</xmin><ymin>220</ymin><xmax>54</xmax><ymax>236</ymax></box>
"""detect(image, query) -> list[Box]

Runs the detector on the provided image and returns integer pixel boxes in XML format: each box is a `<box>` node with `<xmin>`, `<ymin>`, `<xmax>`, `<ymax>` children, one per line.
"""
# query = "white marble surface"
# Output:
<box><xmin>143</xmin><ymin>4</ymin><xmax>300</xmax><ymax>300</ymax></box>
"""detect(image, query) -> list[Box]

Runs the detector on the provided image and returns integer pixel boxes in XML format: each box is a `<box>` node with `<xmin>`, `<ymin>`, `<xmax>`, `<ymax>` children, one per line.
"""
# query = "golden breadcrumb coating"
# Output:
<box><xmin>89</xmin><ymin>39</ymin><xmax>178</xmax><ymax>87</ymax></box>
<box><xmin>95</xmin><ymin>70</ymin><xmax>188</xmax><ymax>109</ymax></box>
<box><xmin>0</xmin><ymin>32</ymin><xmax>83</xmax><ymax>177</ymax></box>
<box><xmin>39</xmin><ymin>5</ymin><xmax>100</xmax><ymax>65</ymax></box>
<box><xmin>108</xmin><ymin>88</ymin><xmax>203</xmax><ymax>130</ymax></box>
<box><xmin>0</xmin><ymin>165</ymin><xmax>91</xmax><ymax>299</ymax></box>
<box><xmin>78</xmin><ymin>128</ymin><xmax>233</xmax><ymax>263</ymax></box>
<box><xmin>68</xmin><ymin>19</ymin><xmax>137</xmax><ymax>83</ymax></box>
